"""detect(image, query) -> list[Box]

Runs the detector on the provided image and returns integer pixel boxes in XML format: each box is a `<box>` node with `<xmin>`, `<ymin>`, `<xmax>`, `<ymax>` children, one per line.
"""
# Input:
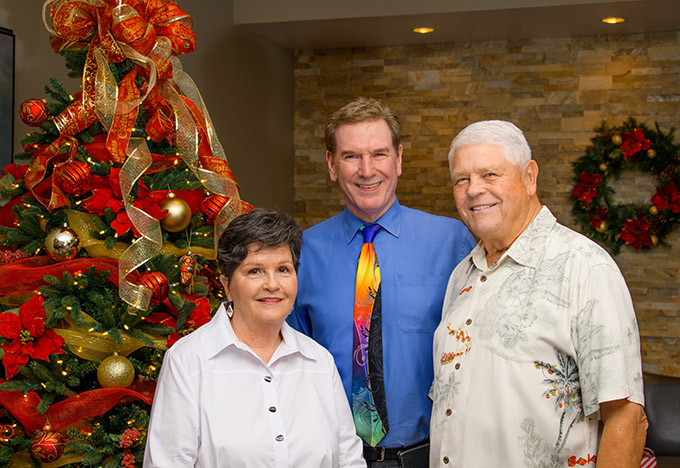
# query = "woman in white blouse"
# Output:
<box><xmin>144</xmin><ymin>209</ymin><xmax>366</xmax><ymax>468</ymax></box>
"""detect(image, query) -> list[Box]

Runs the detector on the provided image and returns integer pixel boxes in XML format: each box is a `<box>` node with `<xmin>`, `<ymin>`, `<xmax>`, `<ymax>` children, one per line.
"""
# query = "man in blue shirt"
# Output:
<box><xmin>288</xmin><ymin>97</ymin><xmax>474</xmax><ymax>467</ymax></box>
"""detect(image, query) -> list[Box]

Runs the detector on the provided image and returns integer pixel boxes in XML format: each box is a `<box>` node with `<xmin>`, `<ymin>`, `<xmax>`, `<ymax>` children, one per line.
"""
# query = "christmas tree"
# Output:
<box><xmin>0</xmin><ymin>1</ymin><xmax>251</xmax><ymax>466</ymax></box>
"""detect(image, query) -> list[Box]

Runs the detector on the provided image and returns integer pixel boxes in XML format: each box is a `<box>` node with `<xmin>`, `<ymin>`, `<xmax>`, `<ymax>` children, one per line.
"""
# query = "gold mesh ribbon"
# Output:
<box><xmin>162</xmin><ymin>57</ymin><xmax>243</xmax><ymax>245</ymax></box>
<box><xmin>68</xmin><ymin>210</ymin><xmax>216</xmax><ymax>260</ymax></box>
<box><xmin>53</xmin><ymin>313</ymin><xmax>167</xmax><ymax>362</ymax></box>
<box><xmin>8</xmin><ymin>450</ymin><xmax>85</xmax><ymax>468</ymax></box>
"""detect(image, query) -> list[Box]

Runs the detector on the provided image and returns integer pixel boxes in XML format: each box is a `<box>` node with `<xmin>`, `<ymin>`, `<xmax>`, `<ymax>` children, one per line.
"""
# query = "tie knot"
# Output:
<box><xmin>361</xmin><ymin>224</ymin><xmax>381</xmax><ymax>243</ymax></box>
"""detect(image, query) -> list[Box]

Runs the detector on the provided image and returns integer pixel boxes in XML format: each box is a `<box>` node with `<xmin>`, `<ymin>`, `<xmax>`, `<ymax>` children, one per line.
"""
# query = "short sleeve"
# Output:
<box><xmin>572</xmin><ymin>262</ymin><xmax>644</xmax><ymax>417</ymax></box>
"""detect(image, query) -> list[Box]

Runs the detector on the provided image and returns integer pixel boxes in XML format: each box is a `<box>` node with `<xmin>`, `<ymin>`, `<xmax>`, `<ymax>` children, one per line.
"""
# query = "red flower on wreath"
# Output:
<box><xmin>572</xmin><ymin>172</ymin><xmax>603</xmax><ymax>203</ymax></box>
<box><xmin>588</xmin><ymin>206</ymin><xmax>609</xmax><ymax>230</ymax></box>
<box><xmin>651</xmin><ymin>181</ymin><xmax>680</xmax><ymax>214</ymax></box>
<box><xmin>0</xmin><ymin>295</ymin><xmax>65</xmax><ymax>379</ymax></box>
<box><xmin>621</xmin><ymin>128</ymin><xmax>652</xmax><ymax>161</ymax></box>
<box><xmin>619</xmin><ymin>218</ymin><xmax>654</xmax><ymax>249</ymax></box>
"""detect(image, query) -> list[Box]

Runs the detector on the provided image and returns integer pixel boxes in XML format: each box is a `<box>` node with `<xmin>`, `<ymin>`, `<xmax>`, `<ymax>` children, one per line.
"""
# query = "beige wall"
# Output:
<box><xmin>293</xmin><ymin>32</ymin><xmax>680</xmax><ymax>377</ymax></box>
<box><xmin>0</xmin><ymin>0</ymin><xmax>294</xmax><ymax>213</ymax></box>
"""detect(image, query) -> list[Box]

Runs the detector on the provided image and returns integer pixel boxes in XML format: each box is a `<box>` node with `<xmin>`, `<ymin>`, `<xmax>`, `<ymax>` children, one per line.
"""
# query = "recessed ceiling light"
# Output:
<box><xmin>413</xmin><ymin>27</ymin><xmax>435</xmax><ymax>34</ymax></box>
<box><xmin>602</xmin><ymin>17</ymin><xmax>625</xmax><ymax>24</ymax></box>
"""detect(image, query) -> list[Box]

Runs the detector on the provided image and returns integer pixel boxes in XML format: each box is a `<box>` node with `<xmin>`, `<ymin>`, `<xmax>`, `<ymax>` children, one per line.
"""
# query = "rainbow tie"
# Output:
<box><xmin>352</xmin><ymin>224</ymin><xmax>388</xmax><ymax>447</ymax></box>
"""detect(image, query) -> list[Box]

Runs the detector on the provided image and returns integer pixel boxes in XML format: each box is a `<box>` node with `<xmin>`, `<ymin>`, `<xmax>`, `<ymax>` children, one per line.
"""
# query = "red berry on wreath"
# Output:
<box><xmin>19</xmin><ymin>99</ymin><xmax>49</xmax><ymax>127</ymax></box>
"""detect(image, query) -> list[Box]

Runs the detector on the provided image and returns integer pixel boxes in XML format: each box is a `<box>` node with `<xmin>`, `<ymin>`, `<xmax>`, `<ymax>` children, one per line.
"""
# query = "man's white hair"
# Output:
<box><xmin>448</xmin><ymin>120</ymin><xmax>532</xmax><ymax>172</ymax></box>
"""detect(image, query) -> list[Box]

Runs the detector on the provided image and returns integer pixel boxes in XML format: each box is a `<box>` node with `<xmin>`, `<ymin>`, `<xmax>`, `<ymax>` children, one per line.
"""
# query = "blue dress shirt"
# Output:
<box><xmin>288</xmin><ymin>199</ymin><xmax>475</xmax><ymax>448</ymax></box>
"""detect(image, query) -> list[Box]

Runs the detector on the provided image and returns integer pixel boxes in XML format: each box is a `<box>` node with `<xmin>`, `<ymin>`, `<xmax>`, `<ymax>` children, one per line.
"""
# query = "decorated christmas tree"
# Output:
<box><xmin>0</xmin><ymin>1</ymin><xmax>251</xmax><ymax>466</ymax></box>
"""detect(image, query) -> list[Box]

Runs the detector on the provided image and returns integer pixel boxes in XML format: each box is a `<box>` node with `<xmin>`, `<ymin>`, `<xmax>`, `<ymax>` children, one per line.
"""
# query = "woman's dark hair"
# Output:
<box><xmin>217</xmin><ymin>208</ymin><xmax>303</xmax><ymax>281</ymax></box>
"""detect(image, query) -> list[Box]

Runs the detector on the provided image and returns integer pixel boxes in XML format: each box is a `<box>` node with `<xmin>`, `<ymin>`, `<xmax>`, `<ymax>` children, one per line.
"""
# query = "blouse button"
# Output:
<box><xmin>443</xmin><ymin>456</ymin><xmax>450</xmax><ymax>464</ymax></box>
<box><xmin>466</xmin><ymin>318</ymin><xmax>472</xmax><ymax>325</ymax></box>
<box><xmin>455</xmin><ymin>363</ymin><xmax>461</xmax><ymax>370</ymax></box>
<box><xmin>264</xmin><ymin>376</ymin><xmax>272</xmax><ymax>383</ymax></box>
<box><xmin>268</xmin><ymin>406</ymin><xmax>277</xmax><ymax>413</ymax></box>
<box><xmin>276</xmin><ymin>434</ymin><xmax>284</xmax><ymax>442</ymax></box>
<box><xmin>445</xmin><ymin>408</ymin><xmax>452</xmax><ymax>416</ymax></box>
<box><xmin>480</xmin><ymin>275</ymin><xmax>487</xmax><ymax>282</ymax></box>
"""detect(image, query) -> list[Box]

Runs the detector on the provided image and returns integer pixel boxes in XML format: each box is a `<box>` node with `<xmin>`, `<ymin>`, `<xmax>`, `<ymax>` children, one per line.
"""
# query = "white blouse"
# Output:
<box><xmin>144</xmin><ymin>304</ymin><xmax>366</xmax><ymax>468</ymax></box>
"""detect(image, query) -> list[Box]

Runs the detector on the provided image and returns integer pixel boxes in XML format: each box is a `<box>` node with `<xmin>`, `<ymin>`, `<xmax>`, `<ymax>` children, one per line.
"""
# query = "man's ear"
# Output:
<box><xmin>326</xmin><ymin>150</ymin><xmax>338</xmax><ymax>182</ymax></box>
<box><xmin>523</xmin><ymin>160</ymin><xmax>539</xmax><ymax>197</ymax></box>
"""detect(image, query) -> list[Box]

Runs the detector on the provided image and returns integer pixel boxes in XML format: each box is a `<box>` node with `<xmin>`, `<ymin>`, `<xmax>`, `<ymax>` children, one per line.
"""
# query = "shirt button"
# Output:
<box><xmin>480</xmin><ymin>275</ymin><xmax>487</xmax><ymax>282</ymax></box>
<box><xmin>443</xmin><ymin>456</ymin><xmax>450</xmax><ymax>464</ymax></box>
<box><xmin>466</xmin><ymin>318</ymin><xmax>472</xmax><ymax>325</ymax></box>
<box><xmin>275</xmin><ymin>434</ymin><xmax>284</xmax><ymax>442</ymax></box>
<box><xmin>455</xmin><ymin>363</ymin><xmax>461</xmax><ymax>370</ymax></box>
<box><xmin>264</xmin><ymin>376</ymin><xmax>272</xmax><ymax>382</ymax></box>
<box><xmin>445</xmin><ymin>408</ymin><xmax>452</xmax><ymax>416</ymax></box>
<box><xmin>268</xmin><ymin>406</ymin><xmax>277</xmax><ymax>413</ymax></box>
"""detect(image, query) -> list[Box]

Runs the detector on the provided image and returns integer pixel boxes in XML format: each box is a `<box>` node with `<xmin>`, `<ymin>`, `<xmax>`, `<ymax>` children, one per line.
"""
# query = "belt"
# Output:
<box><xmin>363</xmin><ymin>439</ymin><xmax>428</xmax><ymax>462</ymax></box>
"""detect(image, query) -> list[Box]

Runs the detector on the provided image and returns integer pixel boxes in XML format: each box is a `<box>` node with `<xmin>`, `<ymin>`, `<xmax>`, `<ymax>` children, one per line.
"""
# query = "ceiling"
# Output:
<box><xmin>233</xmin><ymin>0</ymin><xmax>680</xmax><ymax>49</ymax></box>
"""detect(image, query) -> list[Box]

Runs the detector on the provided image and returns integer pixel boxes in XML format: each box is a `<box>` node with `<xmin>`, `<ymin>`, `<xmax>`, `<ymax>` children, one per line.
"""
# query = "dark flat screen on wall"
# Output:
<box><xmin>0</xmin><ymin>27</ymin><xmax>14</xmax><ymax>167</ymax></box>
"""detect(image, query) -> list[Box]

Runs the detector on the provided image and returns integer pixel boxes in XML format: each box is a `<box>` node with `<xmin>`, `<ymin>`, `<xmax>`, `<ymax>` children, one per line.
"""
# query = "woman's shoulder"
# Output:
<box><xmin>285</xmin><ymin>324</ymin><xmax>337</xmax><ymax>367</ymax></box>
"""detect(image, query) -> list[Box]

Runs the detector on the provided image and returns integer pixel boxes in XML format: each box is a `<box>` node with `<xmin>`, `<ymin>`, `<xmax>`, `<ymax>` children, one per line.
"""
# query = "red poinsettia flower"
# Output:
<box><xmin>83</xmin><ymin>168</ymin><xmax>168</xmax><ymax>237</ymax></box>
<box><xmin>0</xmin><ymin>295</ymin><xmax>65</xmax><ymax>379</ymax></box>
<box><xmin>572</xmin><ymin>172</ymin><xmax>604</xmax><ymax>203</ymax></box>
<box><xmin>588</xmin><ymin>206</ymin><xmax>609</xmax><ymax>230</ymax></box>
<box><xmin>619</xmin><ymin>217</ymin><xmax>654</xmax><ymax>249</ymax></box>
<box><xmin>651</xmin><ymin>181</ymin><xmax>680</xmax><ymax>214</ymax></box>
<box><xmin>2</xmin><ymin>163</ymin><xmax>28</xmax><ymax>180</ymax></box>
<box><xmin>621</xmin><ymin>128</ymin><xmax>652</xmax><ymax>161</ymax></box>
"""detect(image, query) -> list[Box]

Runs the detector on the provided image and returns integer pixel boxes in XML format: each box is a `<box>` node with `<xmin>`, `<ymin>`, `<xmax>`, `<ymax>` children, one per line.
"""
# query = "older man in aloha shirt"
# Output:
<box><xmin>431</xmin><ymin>120</ymin><xmax>647</xmax><ymax>468</ymax></box>
<box><xmin>430</xmin><ymin>207</ymin><xmax>644</xmax><ymax>467</ymax></box>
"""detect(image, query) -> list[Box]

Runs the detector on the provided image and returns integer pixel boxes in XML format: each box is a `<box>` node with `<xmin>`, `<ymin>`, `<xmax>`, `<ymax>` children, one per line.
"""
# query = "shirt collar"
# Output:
<box><xmin>206</xmin><ymin>303</ymin><xmax>317</xmax><ymax>361</ymax></box>
<box><xmin>341</xmin><ymin>198</ymin><xmax>401</xmax><ymax>244</ymax></box>
<box><xmin>470</xmin><ymin>206</ymin><xmax>556</xmax><ymax>271</ymax></box>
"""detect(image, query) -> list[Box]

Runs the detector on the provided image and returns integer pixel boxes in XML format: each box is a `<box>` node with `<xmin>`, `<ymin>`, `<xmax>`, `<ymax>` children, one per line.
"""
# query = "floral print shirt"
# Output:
<box><xmin>430</xmin><ymin>207</ymin><xmax>644</xmax><ymax>468</ymax></box>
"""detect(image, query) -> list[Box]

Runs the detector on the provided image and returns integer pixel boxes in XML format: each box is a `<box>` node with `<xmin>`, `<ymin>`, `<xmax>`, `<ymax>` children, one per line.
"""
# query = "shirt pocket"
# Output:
<box><xmin>395</xmin><ymin>274</ymin><xmax>450</xmax><ymax>334</ymax></box>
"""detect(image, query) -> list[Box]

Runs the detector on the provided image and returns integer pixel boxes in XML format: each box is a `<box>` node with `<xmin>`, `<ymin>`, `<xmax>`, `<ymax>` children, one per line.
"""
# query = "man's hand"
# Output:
<box><xmin>597</xmin><ymin>399</ymin><xmax>648</xmax><ymax>468</ymax></box>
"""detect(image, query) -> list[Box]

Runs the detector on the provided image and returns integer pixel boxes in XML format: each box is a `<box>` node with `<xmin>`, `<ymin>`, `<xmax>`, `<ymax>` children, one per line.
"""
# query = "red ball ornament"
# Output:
<box><xmin>21</xmin><ymin>132</ymin><xmax>42</xmax><ymax>153</ymax></box>
<box><xmin>54</xmin><ymin>161</ymin><xmax>93</xmax><ymax>196</ymax></box>
<box><xmin>201</xmin><ymin>194</ymin><xmax>230</xmax><ymax>224</ymax></box>
<box><xmin>31</xmin><ymin>426</ymin><xmax>65</xmax><ymax>463</ymax></box>
<box><xmin>137</xmin><ymin>271</ymin><xmax>169</xmax><ymax>304</ymax></box>
<box><xmin>19</xmin><ymin>99</ymin><xmax>49</xmax><ymax>127</ymax></box>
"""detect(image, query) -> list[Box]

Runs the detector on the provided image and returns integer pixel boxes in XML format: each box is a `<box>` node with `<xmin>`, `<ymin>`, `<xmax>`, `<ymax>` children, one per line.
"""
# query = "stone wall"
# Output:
<box><xmin>293</xmin><ymin>32</ymin><xmax>680</xmax><ymax>377</ymax></box>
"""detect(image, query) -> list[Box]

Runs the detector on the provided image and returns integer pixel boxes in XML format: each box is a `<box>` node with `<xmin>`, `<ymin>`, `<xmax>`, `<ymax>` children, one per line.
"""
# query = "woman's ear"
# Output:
<box><xmin>219</xmin><ymin>274</ymin><xmax>232</xmax><ymax>301</ymax></box>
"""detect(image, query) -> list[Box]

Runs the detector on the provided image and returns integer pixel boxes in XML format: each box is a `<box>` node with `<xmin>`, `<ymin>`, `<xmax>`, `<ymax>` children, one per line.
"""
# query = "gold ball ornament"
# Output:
<box><xmin>45</xmin><ymin>226</ymin><xmax>80</xmax><ymax>261</ymax></box>
<box><xmin>598</xmin><ymin>163</ymin><xmax>608</xmax><ymax>172</ymax></box>
<box><xmin>650</xmin><ymin>205</ymin><xmax>659</xmax><ymax>216</ymax></box>
<box><xmin>611</xmin><ymin>134</ymin><xmax>623</xmax><ymax>146</ymax></box>
<box><xmin>31</xmin><ymin>426</ymin><xmax>65</xmax><ymax>463</ymax></box>
<box><xmin>651</xmin><ymin>234</ymin><xmax>659</xmax><ymax>246</ymax></box>
<box><xmin>97</xmin><ymin>354</ymin><xmax>135</xmax><ymax>388</ymax></box>
<box><xmin>647</xmin><ymin>148</ymin><xmax>656</xmax><ymax>159</ymax></box>
<box><xmin>595</xmin><ymin>221</ymin><xmax>608</xmax><ymax>233</ymax></box>
<box><xmin>160</xmin><ymin>196</ymin><xmax>192</xmax><ymax>232</ymax></box>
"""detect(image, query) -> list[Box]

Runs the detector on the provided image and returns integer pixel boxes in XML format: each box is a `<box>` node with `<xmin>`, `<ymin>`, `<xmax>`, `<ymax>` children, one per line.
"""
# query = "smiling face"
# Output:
<box><xmin>220</xmin><ymin>243</ymin><xmax>297</xmax><ymax>337</ymax></box>
<box><xmin>326</xmin><ymin>118</ymin><xmax>403</xmax><ymax>223</ymax></box>
<box><xmin>451</xmin><ymin>142</ymin><xmax>540</xmax><ymax>250</ymax></box>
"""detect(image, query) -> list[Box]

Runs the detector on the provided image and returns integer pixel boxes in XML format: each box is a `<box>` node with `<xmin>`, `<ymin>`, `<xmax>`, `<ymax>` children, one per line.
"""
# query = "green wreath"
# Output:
<box><xmin>571</xmin><ymin>117</ymin><xmax>680</xmax><ymax>254</ymax></box>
